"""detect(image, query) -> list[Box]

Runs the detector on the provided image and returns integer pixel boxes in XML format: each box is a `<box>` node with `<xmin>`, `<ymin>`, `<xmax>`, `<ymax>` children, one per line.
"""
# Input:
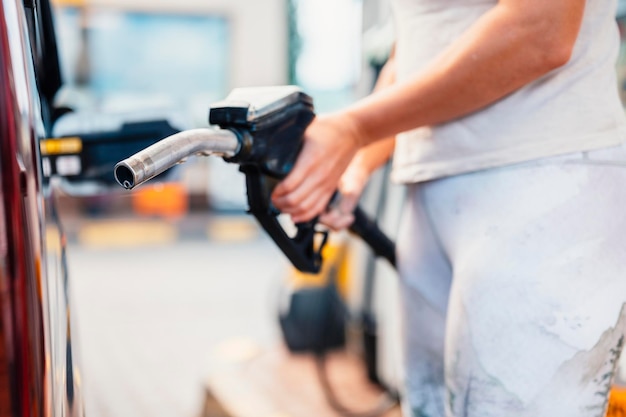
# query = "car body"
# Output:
<box><xmin>0</xmin><ymin>0</ymin><xmax>85</xmax><ymax>416</ymax></box>
<box><xmin>0</xmin><ymin>0</ymin><xmax>183</xmax><ymax>414</ymax></box>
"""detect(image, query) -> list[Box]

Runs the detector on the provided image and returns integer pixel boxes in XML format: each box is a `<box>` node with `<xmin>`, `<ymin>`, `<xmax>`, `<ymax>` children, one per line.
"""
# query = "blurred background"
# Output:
<box><xmin>51</xmin><ymin>0</ymin><xmax>392</xmax><ymax>212</ymax></box>
<box><xmin>49</xmin><ymin>1</ymin><xmax>398</xmax><ymax>416</ymax></box>
<box><xmin>47</xmin><ymin>0</ymin><xmax>626</xmax><ymax>416</ymax></box>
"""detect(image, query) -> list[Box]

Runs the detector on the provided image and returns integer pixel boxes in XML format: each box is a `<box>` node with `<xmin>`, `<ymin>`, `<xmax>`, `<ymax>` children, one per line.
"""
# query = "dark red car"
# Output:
<box><xmin>0</xmin><ymin>0</ymin><xmax>85</xmax><ymax>414</ymax></box>
<box><xmin>0</xmin><ymin>1</ymin><xmax>178</xmax><ymax>415</ymax></box>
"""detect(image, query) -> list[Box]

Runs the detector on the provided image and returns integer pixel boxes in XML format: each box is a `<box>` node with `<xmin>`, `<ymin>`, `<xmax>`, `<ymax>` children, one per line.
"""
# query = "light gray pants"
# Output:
<box><xmin>396</xmin><ymin>144</ymin><xmax>626</xmax><ymax>417</ymax></box>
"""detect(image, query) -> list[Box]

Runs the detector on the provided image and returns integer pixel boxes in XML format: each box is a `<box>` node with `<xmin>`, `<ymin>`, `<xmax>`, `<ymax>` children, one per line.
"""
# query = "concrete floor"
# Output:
<box><xmin>66</xmin><ymin>215</ymin><xmax>289</xmax><ymax>417</ymax></box>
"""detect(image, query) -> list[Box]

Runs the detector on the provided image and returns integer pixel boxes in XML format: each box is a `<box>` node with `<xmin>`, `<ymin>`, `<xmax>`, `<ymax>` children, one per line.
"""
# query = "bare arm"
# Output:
<box><xmin>347</xmin><ymin>0</ymin><xmax>585</xmax><ymax>144</ymax></box>
<box><xmin>273</xmin><ymin>0</ymin><xmax>585</xmax><ymax>222</ymax></box>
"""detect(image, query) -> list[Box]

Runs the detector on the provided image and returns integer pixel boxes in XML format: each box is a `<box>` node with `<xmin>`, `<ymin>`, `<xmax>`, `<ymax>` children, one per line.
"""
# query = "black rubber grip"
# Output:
<box><xmin>349</xmin><ymin>206</ymin><xmax>396</xmax><ymax>268</ymax></box>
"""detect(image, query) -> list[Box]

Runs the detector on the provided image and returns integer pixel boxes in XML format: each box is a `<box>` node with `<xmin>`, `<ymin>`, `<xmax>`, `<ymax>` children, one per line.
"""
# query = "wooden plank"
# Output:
<box><xmin>202</xmin><ymin>341</ymin><xmax>401</xmax><ymax>417</ymax></box>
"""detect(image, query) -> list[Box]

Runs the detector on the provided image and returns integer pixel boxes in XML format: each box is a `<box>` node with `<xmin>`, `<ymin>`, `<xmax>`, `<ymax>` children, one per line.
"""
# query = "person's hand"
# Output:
<box><xmin>271</xmin><ymin>112</ymin><xmax>362</xmax><ymax>224</ymax></box>
<box><xmin>319</xmin><ymin>159</ymin><xmax>370</xmax><ymax>231</ymax></box>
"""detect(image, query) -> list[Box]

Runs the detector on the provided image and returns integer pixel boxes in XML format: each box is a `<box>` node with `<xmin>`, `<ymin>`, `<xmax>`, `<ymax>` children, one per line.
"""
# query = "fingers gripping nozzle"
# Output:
<box><xmin>208</xmin><ymin>87</ymin><xmax>325</xmax><ymax>273</ymax></box>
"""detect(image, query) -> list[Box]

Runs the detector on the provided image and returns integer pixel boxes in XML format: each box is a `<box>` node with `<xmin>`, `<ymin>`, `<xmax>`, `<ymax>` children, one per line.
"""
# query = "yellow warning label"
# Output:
<box><xmin>40</xmin><ymin>137</ymin><xmax>83</xmax><ymax>156</ymax></box>
<box><xmin>288</xmin><ymin>237</ymin><xmax>352</xmax><ymax>299</ymax></box>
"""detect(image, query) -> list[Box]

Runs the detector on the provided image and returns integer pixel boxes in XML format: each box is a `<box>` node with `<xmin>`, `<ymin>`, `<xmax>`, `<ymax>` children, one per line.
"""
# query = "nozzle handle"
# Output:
<box><xmin>349</xmin><ymin>207</ymin><xmax>396</xmax><ymax>267</ymax></box>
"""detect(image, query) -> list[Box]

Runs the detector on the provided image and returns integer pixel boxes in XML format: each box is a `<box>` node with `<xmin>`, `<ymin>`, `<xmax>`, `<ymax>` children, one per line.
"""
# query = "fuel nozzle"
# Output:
<box><xmin>114</xmin><ymin>86</ymin><xmax>394</xmax><ymax>274</ymax></box>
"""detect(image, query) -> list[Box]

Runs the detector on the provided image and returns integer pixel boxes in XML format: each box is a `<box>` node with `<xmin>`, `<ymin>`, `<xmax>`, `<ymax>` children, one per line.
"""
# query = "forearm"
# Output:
<box><xmin>346</xmin><ymin>0</ymin><xmax>585</xmax><ymax>146</ymax></box>
<box><xmin>352</xmin><ymin>136</ymin><xmax>395</xmax><ymax>176</ymax></box>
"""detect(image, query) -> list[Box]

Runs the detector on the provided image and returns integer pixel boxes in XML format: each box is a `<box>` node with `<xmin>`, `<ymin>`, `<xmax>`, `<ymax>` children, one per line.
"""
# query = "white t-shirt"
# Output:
<box><xmin>390</xmin><ymin>0</ymin><xmax>626</xmax><ymax>183</ymax></box>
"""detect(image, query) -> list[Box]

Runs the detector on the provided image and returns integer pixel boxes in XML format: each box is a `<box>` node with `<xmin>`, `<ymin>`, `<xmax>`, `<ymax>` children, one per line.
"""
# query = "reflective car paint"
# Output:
<box><xmin>0</xmin><ymin>0</ymin><xmax>84</xmax><ymax>416</ymax></box>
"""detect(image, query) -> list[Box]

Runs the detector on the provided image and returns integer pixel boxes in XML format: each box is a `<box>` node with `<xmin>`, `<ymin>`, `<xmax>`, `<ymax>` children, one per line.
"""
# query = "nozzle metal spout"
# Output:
<box><xmin>114</xmin><ymin>128</ymin><xmax>240</xmax><ymax>190</ymax></box>
<box><xmin>114</xmin><ymin>161</ymin><xmax>141</xmax><ymax>189</ymax></box>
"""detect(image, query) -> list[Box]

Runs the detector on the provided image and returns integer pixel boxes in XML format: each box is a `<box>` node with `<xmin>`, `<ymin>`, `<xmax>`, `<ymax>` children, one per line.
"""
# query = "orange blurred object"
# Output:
<box><xmin>608</xmin><ymin>386</ymin><xmax>626</xmax><ymax>417</ymax></box>
<box><xmin>288</xmin><ymin>237</ymin><xmax>352</xmax><ymax>299</ymax></box>
<box><xmin>131</xmin><ymin>182</ymin><xmax>188</xmax><ymax>219</ymax></box>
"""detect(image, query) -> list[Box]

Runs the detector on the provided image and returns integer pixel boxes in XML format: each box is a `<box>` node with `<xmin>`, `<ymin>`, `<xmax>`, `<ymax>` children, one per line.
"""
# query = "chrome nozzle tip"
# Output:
<box><xmin>114</xmin><ymin>163</ymin><xmax>137</xmax><ymax>190</ymax></box>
